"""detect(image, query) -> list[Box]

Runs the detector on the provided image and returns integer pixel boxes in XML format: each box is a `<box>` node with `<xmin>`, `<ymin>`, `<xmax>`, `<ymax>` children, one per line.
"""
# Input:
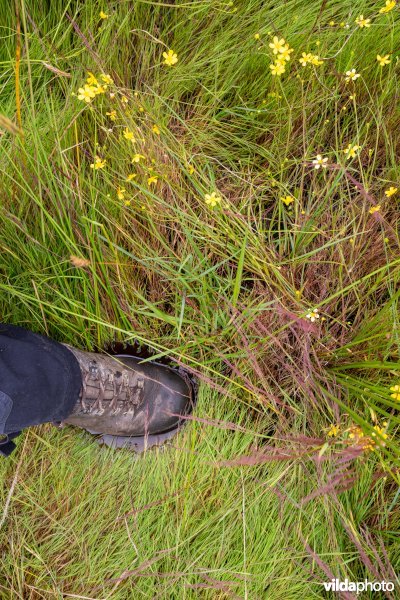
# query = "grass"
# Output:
<box><xmin>0</xmin><ymin>0</ymin><xmax>399</xmax><ymax>597</ymax></box>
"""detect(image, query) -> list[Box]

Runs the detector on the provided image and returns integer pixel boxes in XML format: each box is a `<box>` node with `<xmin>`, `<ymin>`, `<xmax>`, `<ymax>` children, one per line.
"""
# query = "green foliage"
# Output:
<box><xmin>0</xmin><ymin>0</ymin><xmax>399</xmax><ymax>596</ymax></box>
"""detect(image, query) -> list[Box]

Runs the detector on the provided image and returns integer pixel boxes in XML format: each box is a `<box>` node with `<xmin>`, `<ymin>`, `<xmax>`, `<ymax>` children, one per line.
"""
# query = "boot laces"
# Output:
<box><xmin>80</xmin><ymin>360</ymin><xmax>144</xmax><ymax>413</ymax></box>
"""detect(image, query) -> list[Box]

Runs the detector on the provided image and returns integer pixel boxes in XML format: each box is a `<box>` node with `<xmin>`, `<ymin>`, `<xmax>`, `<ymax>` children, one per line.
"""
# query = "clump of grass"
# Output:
<box><xmin>0</xmin><ymin>0</ymin><xmax>399</xmax><ymax>596</ymax></box>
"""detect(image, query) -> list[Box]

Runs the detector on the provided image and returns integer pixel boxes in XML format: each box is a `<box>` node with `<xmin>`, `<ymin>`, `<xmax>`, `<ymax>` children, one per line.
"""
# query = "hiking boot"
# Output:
<box><xmin>61</xmin><ymin>345</ymin><xmax>195</xmax><ymax>438</ymax></box>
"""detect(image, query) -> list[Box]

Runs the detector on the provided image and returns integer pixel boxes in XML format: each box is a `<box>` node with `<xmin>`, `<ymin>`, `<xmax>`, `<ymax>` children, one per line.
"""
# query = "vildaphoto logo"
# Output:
<box><xmin>322</xmin><ymin>578</ymin><xmax>395</xmax><ymax>594</ymax></box>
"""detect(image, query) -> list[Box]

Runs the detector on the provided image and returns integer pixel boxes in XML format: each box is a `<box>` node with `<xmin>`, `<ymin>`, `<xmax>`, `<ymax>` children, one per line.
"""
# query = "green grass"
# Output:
<box><xmin>0</xmin><ymin>0</ymin><xmax>400</xmax><ymax>596</ymax></box>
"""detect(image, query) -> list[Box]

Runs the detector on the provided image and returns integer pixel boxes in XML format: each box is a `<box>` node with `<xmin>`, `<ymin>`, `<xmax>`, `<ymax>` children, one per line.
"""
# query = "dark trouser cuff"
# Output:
<box><xmin>0</xmin><ymin>324</ymin><xmax>82</xmax><ymax>453</ymax></box>
<box><xmin>0</xmin><ymin>431</ymin><xmax>21</xmax><ymax>457</ymax></box>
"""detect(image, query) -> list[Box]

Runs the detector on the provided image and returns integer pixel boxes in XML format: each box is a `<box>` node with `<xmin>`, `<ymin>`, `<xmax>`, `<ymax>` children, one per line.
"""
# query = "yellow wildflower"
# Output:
<box><xmin>254</xmin><ymin>33</ymin><xmax>260</xmax><ymax>40</ymax></box>
<box><xmin>205</xmin><ymin>192</ymin><xmax>222</xmax><ymax>208</ymax></box>
<box><xmin>385</xmin><ymin>186</ymin><xmax>398</xmax><ymax>197</ymax></box>
<box><xmin>280</xmin><ymin>195</ymin><xmax>294</xmax><ymax>206</ymax></box>
<box><xmin>371</xmin><ymin>425</ymin><xmax>388</xmax><ymax>447</ymax></box>
<box><xmin>77</xmin><ymin>84</ymin><xmax>96</xmax><ymax>103</ymax></box>
<box><xmin>379</xmin><ymin>0</ymin><xmax>396</xmax><ymax>13</ymax></box>
<box><xmin>106</xmin><ymin>110</ymin><xmax>117</xmax><ymax>121</ymax></box>
<box><xmin>299</xmin><ymin>52</ymin><xmax>313</xmax><ymax>67</ymax></box>
<box><xmin>94</xmin><ymin>84</ymin><xmax>106</xmax><ymax>95</ymax></box>
<box><xmin>327</xmin><ymin>424</ymin><xmax>340</xmax><ymax>437</ymax></box>
<box><xmin>311</xmin><ymin>55</ymin><xmax>323</xmax><ymax>66</ymax></box>
<box><xmin>347</xmin><ymin>426</ymin><xmax>375</xmax><ymax>451</ymax></box>
<box><xmin>147</xmin><ymin>175</ymin><xmax>158</xmax><ymax>185</ymax></box>
<box><xmin>377</xmin><ymin>54</ymin><xmax>391</xmax><ymax>66</ymax></box>
<box><xmin>298</xmin><ymin>53</ymin><xmax>322</xmax><ymax>67</ymax></box>
<box><xmin>132</xmin><ymin>154</ymin><xmax>145</xmax><ymax>163</ymax></box>
<box><xmin>270</xmin><ymin>60</ymin><xmax>286</xmax><ymax>76</ymax></box>
<box><xmin>279</xmin><ymin>44</ymin><xmax>294</xmax><ymax>62</ymax></box>
<box><xmin>312</xmin><ymin>154</ymin><xmax>328</xmax><ymax>169</ymax></box>
<box><xmin>343</xmin><ymin>143</ymin><xmax>361</xmax><ymax>158</ymax></box>
<box><xmin>345</xmin><ymin>69</ymin><xmax>360</xmax><ymax>83</ymax></box>
<box><xmin>348</xmin><ymin>426</ymin><xmax>375</xmax><ymax>451</ymax></box>
<box><xmin>348</xmin><ymin>426</ymin><xmax>364</xmax><ymax>440</ymax></box>
<box><xmin>117</xmin><ymin>187</ymin><xmax>126</xmax><ymax>200</ymax></box>
<box><xmin>163</xmin><ymin>49</ymin><xmax>178</xmax><ymax>66</ymax></box>
<box><xmin>86</xmin><ymin>72</ymin><xmax>98</xmax><ymax>86</ymax></box>
<box><xmin>369</xmin><ymin>205</ymin><xmax>381</xmax><ymax>215</ymax></box>
<box><xmin>390</xmin><ymin>384</ymin><xmax>400</xmax><ymax>400</ymax></box>
<box><xmin>99</xmin><ymin>11</ymin><xmax>108</xmax><ymax>19</ymax></box>
<box><xmin>126</xmin><ymin>173</ymin><xmax>137</xmax><ymax>182</ymax></box>
<box><xmin>152</xmin><ymin>124</ymin><xmax>160</xmax><ymax>135</ymax></box>
<box><xmin>101</xmin><ymin>74</ymin><xmax>114</xmax><ymax>86</ymax></box>
<box><xmin>124</xmin><ymin>199</ymin><xmax>131</xmax><ymax>207</ymax></box>
<box><xmin>269</xmin><ymin>36</ymin><xmax>286</xmax><ymax>55</ymax></box>
<box><xmin>329</xmin><ymin>20</ymin><xmax>335</xmax><ymax>26</ymax></box>
<box><xmin>90</xmin><ymin>156</ymin><xmax>106</xmax><ymax>170</ymax></box>
<box><xmin>121</xmin><ymin>95</ymin><xmax>129</xmax><ymax>104</ymax></box>
<box><xmin>123</xmin><ymin>128</ymin><xmax>136</xmax><ymax>142</ymax></box>
<box><xmin>355</xmin><ymin>14</ymin><xmax>371</xmax><ymax>28</ymax></box>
